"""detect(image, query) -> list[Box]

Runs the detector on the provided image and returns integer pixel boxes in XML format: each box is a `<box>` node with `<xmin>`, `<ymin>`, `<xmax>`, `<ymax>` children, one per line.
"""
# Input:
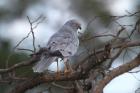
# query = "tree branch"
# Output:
<box><xmin>0</xmin><ymin>55</ymin><xmax>40</xmax><ymax>74</ymax></box>
<box><xmin>9</xmin><ymin>44</ymin><xmax>111</xmax><ymax>93</ymax></box>
<box><xmin>93</xmin><ymin>53</ymin><xmax>140</xmax><ymax>93</ymax></box>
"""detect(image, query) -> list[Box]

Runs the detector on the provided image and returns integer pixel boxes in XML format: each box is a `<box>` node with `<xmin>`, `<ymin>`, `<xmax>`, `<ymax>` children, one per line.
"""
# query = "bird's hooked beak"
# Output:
<box><xmin>78</xmin><ymin>25</ymin><xmax>82</xmax><ymax>30</ymax></box>
<box><xmin>77</xmin><ymin>23</ymin><xmax>82</xmax><ymax>30</ymax></box>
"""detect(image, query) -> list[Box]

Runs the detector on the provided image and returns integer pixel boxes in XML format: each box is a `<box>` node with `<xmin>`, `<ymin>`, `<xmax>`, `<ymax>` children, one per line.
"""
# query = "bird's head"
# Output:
<box><xmin>64</xmin><ymin>19</ymin><xmax>81</xmax><ymax>30</ymax></box>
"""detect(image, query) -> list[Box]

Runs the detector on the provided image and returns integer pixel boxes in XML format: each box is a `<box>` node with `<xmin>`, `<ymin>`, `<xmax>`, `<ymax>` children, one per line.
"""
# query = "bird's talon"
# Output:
<box><xmin>64</xmin><ymin>69</ymin><xmax>71</xmax><ymax>76</ymax></box>
<box><xmin>56</xmin><ymin>71</ymin><xmax>61</xmax><ymax>79</ymax></box>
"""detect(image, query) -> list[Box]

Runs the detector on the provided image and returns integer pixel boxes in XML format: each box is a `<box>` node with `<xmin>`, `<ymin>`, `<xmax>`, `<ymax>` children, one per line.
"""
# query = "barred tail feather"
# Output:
<box><xmin>32</xmin><ymin>57</ymin><xmax>57</xmax><ymax>73</ymax></box>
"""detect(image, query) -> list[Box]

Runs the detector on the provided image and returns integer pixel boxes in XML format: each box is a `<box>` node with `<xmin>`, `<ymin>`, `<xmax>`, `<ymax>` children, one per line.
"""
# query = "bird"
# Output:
<box><xmin>32</xmin><ymin>19</ymin><xmax>81</xmax><ymax>73</ymax></box>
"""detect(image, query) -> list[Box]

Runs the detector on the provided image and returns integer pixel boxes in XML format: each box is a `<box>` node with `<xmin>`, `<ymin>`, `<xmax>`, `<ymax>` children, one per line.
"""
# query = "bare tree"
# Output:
<box><xmin>0</xmin><ymin>11</ymin><xmax>140</xmax><ymax>93</ymax></box>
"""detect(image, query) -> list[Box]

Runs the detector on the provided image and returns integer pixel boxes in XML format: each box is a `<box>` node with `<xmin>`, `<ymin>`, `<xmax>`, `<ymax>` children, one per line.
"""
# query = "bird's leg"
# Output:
<box><xmin>63</xmin><ymin>58</ymin><xmax>72</xmax><ymax>75</ymax></box>
<box><xmin>64</xmin><ymin>58</ymin><xmax>68</xmax><ymax>73</ymax></box>
<box><xmin>57</xmin><ymin>61</ymin><xmax>60</xmax><ymax>77</ymax></box>
<box><xmin>56</xmin><ymin>60</ymin><xmax>61</xmax><ymax>78</ymax></box>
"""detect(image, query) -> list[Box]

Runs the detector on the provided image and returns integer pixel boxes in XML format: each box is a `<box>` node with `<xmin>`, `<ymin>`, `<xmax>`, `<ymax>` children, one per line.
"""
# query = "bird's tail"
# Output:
<box><xmin>32</xmin><ymin>56</ymin><xmax>57</xmax><ymax>73</ymax></box>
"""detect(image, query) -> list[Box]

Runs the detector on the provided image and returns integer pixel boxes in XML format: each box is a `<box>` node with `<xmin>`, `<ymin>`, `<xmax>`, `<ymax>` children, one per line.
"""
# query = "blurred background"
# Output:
<box><xmin>0</xmin><ymin>0</ymin><xmax>140</xmax><ymax>93</ymax></box>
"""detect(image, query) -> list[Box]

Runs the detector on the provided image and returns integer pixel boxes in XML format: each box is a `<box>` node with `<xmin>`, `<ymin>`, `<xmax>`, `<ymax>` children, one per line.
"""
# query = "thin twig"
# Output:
<box><xmin>4</xmin><ymin>16</ymin><xmax>44</xmax><ymax>69</ymax></box>
<box><xmin>33</xmin><ymin>16</ymin><xmax>46</xmax><ymax>29</ymax></box>
<box><xmin>129</xmin><ymin>69</ymin><xmax>140</xmax><ymax>73</ymax></box>
<box><xmin>17</xmin><ymin>48</ymin><xmax>34</xmax><ymax>53</ymax></box>
<box><xmin>52</xmin><ymin>82</ymin><xmax>74</xmax><ymax>89</ymax></box>
<box><xmin>27</xmin><ymin>16</ymin><xmax>36</xmax><ymax>53</ymax></box>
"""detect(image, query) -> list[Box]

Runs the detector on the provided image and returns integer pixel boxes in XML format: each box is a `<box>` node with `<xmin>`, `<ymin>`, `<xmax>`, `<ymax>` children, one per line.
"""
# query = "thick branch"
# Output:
<box><xmin>93</xmin><ymin>53</ymin><xmax>140</xmax><ymax>93</ymax></box>
<box><xmin>0</xmin><ymin>55</ymin><xmax>40</xmax><ymax>74</ymax></box>
<box><xmin>114</xmin><ymin>40</ymin><xmax>140</xmax><ymax>49</ymax></box>
<box><xmin>10</xmin><ymin>72</ymin><xmax>85</xmax><ymax>93</ymax></box>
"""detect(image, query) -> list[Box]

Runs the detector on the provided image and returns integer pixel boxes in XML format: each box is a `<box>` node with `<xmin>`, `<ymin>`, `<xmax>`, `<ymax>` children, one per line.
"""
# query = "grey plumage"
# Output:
<box><xmin>33</xmin><ymin>56</ymin><xmax>57</xmax><ymax>73</ymax></box>
<box><xmin>32</xmin><ymin>19</ymin><xmax>81</xmax><ymax>73</ymax></box>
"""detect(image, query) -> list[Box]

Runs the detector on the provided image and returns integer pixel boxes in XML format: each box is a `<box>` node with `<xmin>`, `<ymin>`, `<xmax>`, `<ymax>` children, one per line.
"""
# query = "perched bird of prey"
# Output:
<box><xmin>32</xmin><ymin>19</ymin><xmax>81</xmax><ymax>73</ymax></box>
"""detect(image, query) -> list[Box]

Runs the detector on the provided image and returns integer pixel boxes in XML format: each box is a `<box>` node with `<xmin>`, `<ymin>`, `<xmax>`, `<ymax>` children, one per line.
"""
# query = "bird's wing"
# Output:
<box><xmin>47</xmin><ymin>27</ymin><xmax>79</xmax><ymax>57</ymax></box>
